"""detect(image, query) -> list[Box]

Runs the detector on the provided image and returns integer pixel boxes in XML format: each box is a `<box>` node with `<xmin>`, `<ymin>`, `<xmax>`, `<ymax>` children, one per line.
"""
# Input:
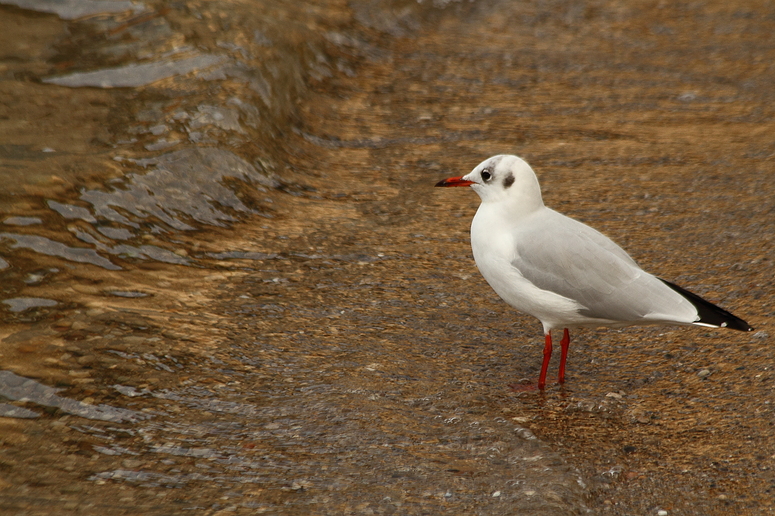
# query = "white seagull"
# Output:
<box><xmin>436</xmin><ymin>155</ymin><xmax>752</xmax><ymax>390</ymax></box>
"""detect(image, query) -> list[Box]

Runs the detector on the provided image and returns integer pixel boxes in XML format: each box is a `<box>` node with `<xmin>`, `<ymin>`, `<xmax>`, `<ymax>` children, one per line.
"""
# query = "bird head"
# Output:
<box><xmin>435</xmin><ymin>155</ymin><xmax>544</xmax><ymax>211</ymax></box>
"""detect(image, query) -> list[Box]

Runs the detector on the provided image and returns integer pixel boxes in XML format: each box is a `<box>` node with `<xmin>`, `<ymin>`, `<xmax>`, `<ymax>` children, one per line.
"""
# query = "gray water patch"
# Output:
<box><xmin>0</xmin><ymin>370</ymin><xmax>143</xmax><ymax>423</ymax></box>
<box><xmin>43</xmin><ymin>54</ymin><xmax>226</xmax><ymax>88</ymax></box>
<box><xmin>0</xmin><ymin>402</ymin><xmax>40</xmax><ymax>419</ymax></box>
<box><xmin>97</xmin><ymin>227</ymin><xmax>134</xmax><ymax>240</ymax></box>
<box><xmin>106</xmin><ymin>290</ymin><xmax>150</xmax><ymax>298</ymax></box>
<box><xmin>47</xmin><ymin>200</ymin><xmax>98</xmax><ymax>223</ymax></box>
<box><xmin>114</xmin><ymin>385</ymin><xmax>152</xmax><ymax>397</ymax></box>
<box><xmin>81</xmin><ymin>147</ymin><xmax>276</xmax><ymax>231</ymax></box>
<box><xmin>2</xmin><ymin>297</ymin><xmax>58</xmax><ymax>312</ymax></box>
<box><xmin>149</xmin><ymin>124</ymin><xmax>169</xmax><ymax>136</ymax></box>
<box><xmin>0</xmin><ymin>257</ymin><xmax>8</xmax><ymax>270</ymax></box>
<box><xmin>68</xmin><ymin>221</ymin><xmax>189</xmax><ymax>265</ymax></box>
<box><xmin>92</xmin><ymin>445</ymin><xmax>123</xmax><ymax>456</ymax></box>
<box><xmin>3</xmin><ymin>216</ymin><xmax>42</xmax><ymax>226</ymax></box>
<box><xmin>90</xmin><ymin>469</ymin><xmax>196</xmax><ymax>488</ymax></box>
<box><xmin>188</xmin><ymin>104</ymin><xmax>246</xmax><ymax>134</ymax></box>
<box><xmin>0</xmin><ymin>0</ymin><xmax>145</xmax><ymax>19</ymax></box>
<box><xmin>149</xmin><ymin>388</ymin><xmax>263</xmax><ymax>416</ymax></box>
<box><xmin>0</xmin><ymin>233</ymin><xmax>121</xmax><ymax>270</ymax></box>
<box><xmin>93</xmin><ymin>444</ymin><xmax>140</xmax><ymax>456</ymax></box>
<box><xmin>149</xmin><ymin>445</ymin><xmax>222</xmax><ymax>459</ymax></box>
<box><xmin>113</xmin><ymin>244</ymin><xmax>190</xmax><ymax>265</ymax></box>
<box><xmin>24</xmin><ymin>268</ymin><xmax>59</xmax><ymax>285</ymax></box>
<box><xmin>144</xmin><ymin>138</ymin><xmax>182</xmax><ymax>151</ymax></box>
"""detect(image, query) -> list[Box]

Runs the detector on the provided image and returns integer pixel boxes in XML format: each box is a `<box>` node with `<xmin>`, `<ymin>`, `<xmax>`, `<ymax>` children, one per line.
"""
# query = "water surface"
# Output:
<box><xmin>1</xmin><ymin>0</ymin><xmax>773</xmax><ymax>514</ymax></box>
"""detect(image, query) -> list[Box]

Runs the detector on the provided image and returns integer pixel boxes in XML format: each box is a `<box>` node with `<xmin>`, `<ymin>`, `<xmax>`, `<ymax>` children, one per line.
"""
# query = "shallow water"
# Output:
<box><xmin>1</xmin><ymin>0</ymin><xmax>774</xmax><ymax>514</ymax></box>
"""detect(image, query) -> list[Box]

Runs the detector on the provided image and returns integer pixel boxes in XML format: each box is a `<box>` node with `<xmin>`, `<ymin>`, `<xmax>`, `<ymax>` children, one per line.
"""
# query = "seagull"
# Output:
<box><xmin>435</xmin><ymin>155</ymin><xmax>752</xmax><ymax>390</ymax></box>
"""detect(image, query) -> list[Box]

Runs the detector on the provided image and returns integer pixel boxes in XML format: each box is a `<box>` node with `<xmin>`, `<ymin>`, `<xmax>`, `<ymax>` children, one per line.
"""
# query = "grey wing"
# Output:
<box><xmin>512</xmin><ymin>210</ymin><xmax>695</xmax><ymax>323</ymax></box>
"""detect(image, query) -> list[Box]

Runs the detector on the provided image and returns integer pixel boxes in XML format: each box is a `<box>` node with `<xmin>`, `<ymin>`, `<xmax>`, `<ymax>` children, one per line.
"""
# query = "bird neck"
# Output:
<box><xmin>482</xmin><ymin>187</ymin><xmax>545</xmax><ymax>221</ymax></box>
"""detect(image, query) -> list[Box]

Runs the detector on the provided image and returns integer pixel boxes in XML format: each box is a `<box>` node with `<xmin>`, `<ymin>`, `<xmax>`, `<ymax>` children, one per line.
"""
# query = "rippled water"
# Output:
<box><xmin>0</xmin><ymin>0</ymin><xmax>590</xmax><ymax>513</ymax></box>
<box><xmin>0</xmin><ymin>370</ymin><xmax>141</xmax><ymax>422</ymax></box>
<box><xmin>1</xmin><ymin>0</ymin><xmax>773</xmax><ymax>514</ymax></box>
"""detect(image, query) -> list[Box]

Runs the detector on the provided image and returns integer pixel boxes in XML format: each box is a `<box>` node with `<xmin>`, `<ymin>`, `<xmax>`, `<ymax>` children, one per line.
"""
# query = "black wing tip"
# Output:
<box><xmin>659</xmin><ymin>278</ymin><xmax>753</xmax><ymax>332</ymax></box>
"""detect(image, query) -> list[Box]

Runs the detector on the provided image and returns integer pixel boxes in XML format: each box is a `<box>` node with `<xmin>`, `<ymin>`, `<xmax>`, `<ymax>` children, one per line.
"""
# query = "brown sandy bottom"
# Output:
<box><xmin>286</xmin><ymin>3</ymin><xmax>775</xmax><ymax>511</ymax></box>
<box><xmin>1</xmin><ymin>1</ymin><xmax>775</xmax><ymax>515</ymax></box>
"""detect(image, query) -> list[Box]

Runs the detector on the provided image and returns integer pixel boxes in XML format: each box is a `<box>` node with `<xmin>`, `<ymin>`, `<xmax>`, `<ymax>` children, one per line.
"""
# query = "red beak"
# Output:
<box><xmin>435</xmin><ymin>176</ymin><xmax>475</xmax><ymax>187</ymax></box>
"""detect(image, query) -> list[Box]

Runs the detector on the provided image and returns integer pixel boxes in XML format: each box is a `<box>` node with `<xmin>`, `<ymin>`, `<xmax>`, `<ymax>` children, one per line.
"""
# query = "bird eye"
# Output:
<box><xmin>481</xmin><ymin>171</ymin><xmax>492</xmax><ymax>181</ymax></box>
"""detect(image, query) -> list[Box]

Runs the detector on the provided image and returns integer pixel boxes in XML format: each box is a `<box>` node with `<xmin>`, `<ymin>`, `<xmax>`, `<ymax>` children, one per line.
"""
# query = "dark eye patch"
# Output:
<box><xmin>481</xmin><ymin>169</ymin><xmax>492</xmax><ymax>181</ymax></box>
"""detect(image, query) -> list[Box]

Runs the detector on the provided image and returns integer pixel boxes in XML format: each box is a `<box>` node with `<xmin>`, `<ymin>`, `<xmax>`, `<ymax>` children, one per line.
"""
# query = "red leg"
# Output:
<box><xmin>538</xmin><ymin>332</ymin><xmax>552</xmax><ymax>390</ymax></box>
<box><xmin>558</xmin><ymin>328</ymin><xmax>570</xmax><ymax>385</ymax></box>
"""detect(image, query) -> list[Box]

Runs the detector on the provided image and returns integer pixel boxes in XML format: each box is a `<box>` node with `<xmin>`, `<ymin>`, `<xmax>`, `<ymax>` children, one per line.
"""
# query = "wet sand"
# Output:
<box><xmin>1</xmin><ymin>1</ymin><xmax>774</xmax><ymax>514</ymax></box>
